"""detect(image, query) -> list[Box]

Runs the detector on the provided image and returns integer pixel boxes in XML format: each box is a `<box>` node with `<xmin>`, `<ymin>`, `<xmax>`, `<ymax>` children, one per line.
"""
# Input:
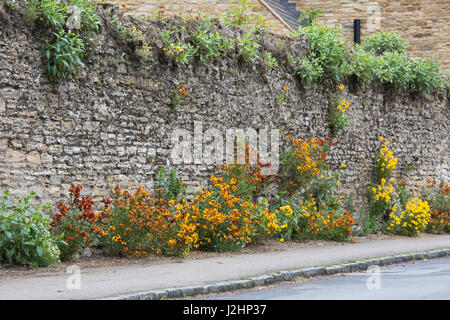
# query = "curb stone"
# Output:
<box><xmin>106</xmin><ymin>248</ymin><xmax>450</xmax><ymax>300</ymax></box>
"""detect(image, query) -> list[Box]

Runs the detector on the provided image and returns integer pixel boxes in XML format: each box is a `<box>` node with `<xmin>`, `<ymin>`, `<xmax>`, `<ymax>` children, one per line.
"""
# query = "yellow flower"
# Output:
<box><xmin>379</xmin><ymin>136</ymin><xmax>384</xmax><ymax>142</ymax></box>
<box><xmin>340</xmin><ymin>163</ymin><xmax>346</xmax><ymax>168</ymax></box>
<box><xmin>280</xmin><ymin>238</ymin><xmax>285</xmax><ymax>242</ymax></box>
<box><xmin>339</xmin><ymin>84</ymin><xmax>344</xmax><ymax>91</ymax></box>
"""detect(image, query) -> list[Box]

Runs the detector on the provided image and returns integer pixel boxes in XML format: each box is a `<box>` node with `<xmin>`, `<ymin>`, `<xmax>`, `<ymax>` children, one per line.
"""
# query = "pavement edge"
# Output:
<box><xmin>104</xmin><ymin>248</ymin><xmax>450</xmax><ymax>300</ymax></box>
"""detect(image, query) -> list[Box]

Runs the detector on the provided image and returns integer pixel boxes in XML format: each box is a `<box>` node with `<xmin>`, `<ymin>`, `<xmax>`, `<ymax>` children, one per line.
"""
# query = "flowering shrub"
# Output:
<box><xmin>273</xmin><ymin>194</ymin><xmax>354</xmax><ymax>242</ymax></box>
<box><xmin>386</xmin><ymin>199</ymin><xmax>431</xmax><ymax>236</ymax></box>
<box><xmin>368</xmin><ymin>177</ymin><xmax>395</xmax><ymax>220</ymax></box>
<box><xmin>375</xmin><ymin>136</ymin><xmax>398</xmax><ymax>182</ymax></box>
<box><xmin>190</xmin><ymin>174</ymin><xmax>260</xmax><ymax>252</ymax></box>
<box><xmin>217</xmin><ymin>142</ymin><xmax>271</xmax><ymax>201</ymax></box>
<box><xmin>423</xmin><ymin>181</ymin><xmax>450</xmax><ymax>234</ymax></box>
<box><xmin>280</xmin><ymin>136</ymin><xmax>331</xmax><ymax>192</ymax></box>
<box><xmin>100</xmin><ymin>186</ymin><xmax>197</xmax><ymax>257</ymax></box>
<box><xmin>50</xmin><ymin>185</ymin><xmax>102</xmax><ymax>261</ymax></box>
<box><xmin>0</xmin><ymin>191</ymin><xmax>60</xmax><ymax>268</ymax></box>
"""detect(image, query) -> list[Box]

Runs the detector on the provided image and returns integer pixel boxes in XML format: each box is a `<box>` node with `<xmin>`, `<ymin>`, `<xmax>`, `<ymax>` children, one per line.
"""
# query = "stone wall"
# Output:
<box><xmin>114</xmin><ymin>0</ymin><xmax>450</xmax><ymax>70</ymax></box>
<box><xmin>0</xmin><ymin>4</ymin><xmax>448</xmax><ymax>211</ymax></box>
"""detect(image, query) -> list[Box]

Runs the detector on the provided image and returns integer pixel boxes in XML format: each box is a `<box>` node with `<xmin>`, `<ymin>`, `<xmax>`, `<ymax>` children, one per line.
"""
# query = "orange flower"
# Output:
<box><xmin>121</xmin><ymin>3</ymin><xmax>126</xmax><ymax>8</ymax></box>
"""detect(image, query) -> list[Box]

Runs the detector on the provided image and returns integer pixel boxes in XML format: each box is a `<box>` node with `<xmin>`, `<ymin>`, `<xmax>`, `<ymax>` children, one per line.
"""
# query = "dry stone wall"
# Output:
<box><xmin>0</xmin><ymin>4</ymin><xmax>448</xmax><ymax>210</ymax></box>
<box><xmin>115</xmin><ymin>0</ymin><xmax>450</xmax><ymax>70</ymax></box>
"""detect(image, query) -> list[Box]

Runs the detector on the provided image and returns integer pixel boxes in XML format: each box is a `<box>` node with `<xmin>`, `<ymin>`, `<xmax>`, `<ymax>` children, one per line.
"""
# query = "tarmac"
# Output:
<box><xmin>0</xmin><ymin>234</ymin><xmax>449</xmax><ymax>300</ymax></box>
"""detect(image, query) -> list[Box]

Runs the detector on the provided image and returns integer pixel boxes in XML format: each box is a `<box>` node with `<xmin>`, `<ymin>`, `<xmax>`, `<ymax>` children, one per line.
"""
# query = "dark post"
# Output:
<box><xmin>354</xmin><ymin>19</ymin><xmax>361</xmax><ymax>44</ymax></box>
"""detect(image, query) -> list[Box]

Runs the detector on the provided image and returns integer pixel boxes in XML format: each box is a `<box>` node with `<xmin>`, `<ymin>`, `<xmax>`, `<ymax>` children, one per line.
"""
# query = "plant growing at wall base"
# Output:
<box><xmin>280</xmin><ymin>135</ymin><xmax>331</xmax><ymax>193</ymax></box>
<box><xmin>153</xmin><ymin>167</ymin><xmax>186</xmax><ymax>202</ymax></box>
<box><xmin>386</xmin><ymin>198</ymin><xmax>430</xmax><ymax>236</ymax></box>
<box><xmin>50</xmin><ymin>185</ymin><xmax>102</xmax><ymax>261</ymax></box>
<box><xmin>0</xmin><ymin>191</ymin><xmax>60</xmax><ymax>268</ymax></box>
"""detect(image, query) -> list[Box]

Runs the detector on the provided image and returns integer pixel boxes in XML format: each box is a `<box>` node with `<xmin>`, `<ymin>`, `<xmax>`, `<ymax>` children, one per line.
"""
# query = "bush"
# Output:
<box><xmin>68</xmin><ymin>0</ymin><xmax>101</xmax><ymax>34</ymax></box>
<box><xmin>0</xmin><ymin>191</ymin><xmax>60</xmax><ymax>268</ymax></box>
<box><xmin>27</xmin><ymin>0</ymin><xmax>67</xmax><ymax>30</ymax></box>
<box><xmin>100</xmin><ymin>185</ymin><xmax>196</xmax><ymax>257</ymax></box>
<box><xmin>153</xmin><ymin>168</ymin><xmax>185</xmax><ymax>202</ymax></box>
<box><xmin>409</xmin><ymin>57</ymin><xmax>441</xmax><ymax>94</ymax></box>
<box><xmin>190</xmin><ymin>174</ymin><xmax>262</xmax><ymax>252</ymax></box>
<box><xmin>368</xmin><ymin>178</ymin><xmax>395</xmax><ymax>223</ymax></box>
<box><xmin>50</xmin><ymin>185</ymin><xmax>102</xmax><ymax>261</ymax></box>
<box><xmin>262</xmin><ymin>51</ymin><xmax>278</xmax><ymax>69</ymax></box>
<box><xmin>236</xmin><ymin>32</ymin><xmax>260</xmax><ymax>63</ymax></box>
<box><xmin>271</xmin><ymin>193</ymin><xmax>354</xmax><ymax>242</ymax></box>
<box><xmin>386</xmin><ymin>198</ymin><xmax>430</xmax><ymax>236</ymax></box>
<box><xmin>280</xmin><ymin>136</ymin><xmax>331</xmax><ymax>192</ymax></box>
<box><xmin>293</xmin><ymin>23</ymin><xmax>349</xmax><ymax>85</ymax></box>
<box><xmin>423</xmin><ymin>181</ymin><xmax>450</xmax><ymax>234</ymax></box>
<box><xmin>361</xmin><ymin>31</ymin><xmax>408</xmax><ymax>56</ymax></box>
<box><xmin>220</xmin><ymin>0</ymin><xmax>269</xmax><ymax>31</ymax></box>
<box><xmin>375</xmin><ymin>51</ymin><xmax>413</xmax><ymax>90</ymax></box>
<box><xmin>218</xmin><ymin>143</ymin><xmax>270</xmax><ymax>201</ymax></box>
<box><xmin>349</xmin><ymin>45</ymin><xmax>377</xmax><ymax>85</ymax></box>
<box><xmin>189</xmin><ymin>29</ymin><xmax>234</xmax><ymax>62</ymax></box>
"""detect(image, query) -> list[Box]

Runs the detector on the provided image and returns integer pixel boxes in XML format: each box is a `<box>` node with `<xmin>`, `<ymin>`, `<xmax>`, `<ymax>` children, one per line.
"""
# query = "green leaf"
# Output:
<box><xmin>36</xmin><ymin>246</ymin><xmax>43</xmax><ymax>257</ymax></box>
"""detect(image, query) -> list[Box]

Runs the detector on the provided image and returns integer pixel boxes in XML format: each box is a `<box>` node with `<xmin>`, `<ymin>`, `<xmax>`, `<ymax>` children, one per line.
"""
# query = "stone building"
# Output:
<box><xmin>111</xmin><ymin>0</ymin><xmax>450</xmax><ymax>70</ymax></box>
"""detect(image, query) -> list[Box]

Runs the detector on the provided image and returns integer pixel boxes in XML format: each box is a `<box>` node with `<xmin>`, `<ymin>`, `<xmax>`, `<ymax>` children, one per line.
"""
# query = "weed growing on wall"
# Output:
<box><xmin>23</xmin><ymin>0</ymin><xmax>100</xmax><ymax>82</ymax></box>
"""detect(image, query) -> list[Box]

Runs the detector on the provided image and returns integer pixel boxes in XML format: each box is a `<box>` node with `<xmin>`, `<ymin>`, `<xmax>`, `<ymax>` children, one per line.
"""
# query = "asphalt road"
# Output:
<box><xmin>212</xmin><ymin>257</ymin><xmax>450</xmax><ymax>300</ymax></box>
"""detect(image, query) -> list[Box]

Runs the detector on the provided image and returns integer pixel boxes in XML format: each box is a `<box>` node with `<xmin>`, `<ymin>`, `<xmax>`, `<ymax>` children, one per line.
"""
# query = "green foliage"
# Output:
<box><xmin>308</xmin><ymin>170</ymin><xmax>342</xmax><ymax>211</ymax></box>
<box><xmin>67</xmin><ymin>0</ymin><xmax>101</xmax><ymax>34</ymax></box>
<box><xmin>409</xmin><ymin>57</ymin><xmax>441</xmax><ymax>94</ymax></box>
<box><xmin>153</xmin><ymin>168</ymin><xmax>185</xmax><ymax>201</ymax></box>
<box><xmin>361</xmin><ymin>31</ymin><xmax>408</xmax><ymax>56</ymax></box>
<box><xmin>349</xmin><ymin>45</ymin><xmax>377</xmax><ymax>85</ymax></box>
<box><xmin>0</xmin><ymin>191</ymin><xmax>60</xmax><ymax>268</ymax></box>
<box><xmin>356</xmin><ymin>205</ymin><xmax>379</xmax><ymax>236</ymax></box>
<box><xmin>42</xmin><ymin>29</ymin><xmax>85</xmax><ymax>82</ymax></box>
<box><xmin>276</xmin><ymin>88</ymin><xmax>289</xmax><ymax>104</ymax></box>
<box><xmin>189</xmin><ymin>29</ymin><xmax>234</xmax><ymax>62</ymax></box>
<box><xmin>290</xmin><ymin>56</ymin><xmax>323</xmax><ymax>87</ymax></box>
<box><xmin>350</xmin><ymin>32</ymin><xmax>443</xmax><ymax>94</ymax></box>
<box><xmin>236</xmin><ymin>32</ymin><xmax>260</xmax><ymax>63</ymax></box>
<box><xmin>298</xmin><ymin>7</ymin><xmax>322</xmax><ymax>26</ymax></box>
<box><xmin>262</xmin><ymin>51</ymin><xmax>278</xmax><ymax>69</ymax></box>
<box><xmin>25</xmin><ymin>0</ymin><xmax>100</xmax><ymax>82</ymax></box>
<box><xmin>26</xmin><ymin>0</ymin><xmax>67</xmax><ymax>30</ymax></box>
<box><xmin>160</xmin><ymin>30</ymin><xmax>197</xmax><ymax>65</ymax></box>
<box><xmin>293</xmin><ymin>23</ymin><xmax>349</xmax><ymax>85</ymax></box>
<box><xmin>375</xmin><ymin>51</ymin><xmax>413</xmax><ymax>90</ymax></box>
<box><xmin>328</xmin><ymin>97</ymin><xmax>349</xmax><ymax>135</ymax></box>
<box><xmin>220</xmin><ymin>0</ymin><xmax>269</xmax><ymax>31</ymax></box>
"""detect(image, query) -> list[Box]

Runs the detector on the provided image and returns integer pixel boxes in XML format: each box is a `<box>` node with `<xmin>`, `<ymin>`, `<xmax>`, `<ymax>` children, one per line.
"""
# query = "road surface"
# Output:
<box><xmin>212</xmin><ymin>257</ymin><xmax>450</xmax><ymax>300</ymax></box>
